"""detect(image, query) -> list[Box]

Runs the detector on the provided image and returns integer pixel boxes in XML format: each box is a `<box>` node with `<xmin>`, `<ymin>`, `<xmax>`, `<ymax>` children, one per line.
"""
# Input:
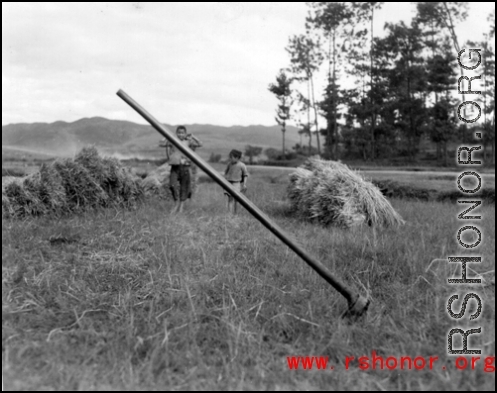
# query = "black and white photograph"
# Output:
<box><xmin>2</xmin><ymin>2</ymin><xmax>495</xmax><ymax>390</ymax></box>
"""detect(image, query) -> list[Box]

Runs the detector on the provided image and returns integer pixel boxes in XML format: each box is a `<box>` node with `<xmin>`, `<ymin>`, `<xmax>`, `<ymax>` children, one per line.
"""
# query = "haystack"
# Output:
<box><xmin>33</xmin><ymin>164</ymin><xmax>67</xmax><ymax>212</ymax></box>
<box><xmin>288</xmin><ymin>158</ymin><xmax>404</xmax><ymax>228</ymax></box>
<box><xmin>1</xmin><ymin>177</ymin><xmax>17</xmax><ymax>217</ymax></box>
<box><xmin>52</xmin><ymin>158</ymin><xmax>109</xmax><ymax>209</ymax></box>
<box><xmin>138</xmin><ymin>162</ymin><xmax>199</xmax><ymax>200</ymax></box>
<box><xmin>2</xmin><ymin>193</ymin><xmax>13</xmax><ymax>218</ymax></box>
<box><xmin>76</xmin><ymin>146</ymin><xmax>143</xmax><ymax>204</ymax></box>
<box><xmin>140</xmin><ymin>163</ymin><xmax>172</xmax><ymax>198</ymax></box>
<box><xmin>3</xmin><ymin>175</ymin><xmax>47</xmax><ymax>217</ymax></box>
<box><xmin>2</xmin><ymin>146</ymin><xmax>144</xmax><ymax>218</ymax></box>
<box><xmin>2</xmin><ymin>176</ymin><xmax>21</xmax><ymax>189</ymax></box>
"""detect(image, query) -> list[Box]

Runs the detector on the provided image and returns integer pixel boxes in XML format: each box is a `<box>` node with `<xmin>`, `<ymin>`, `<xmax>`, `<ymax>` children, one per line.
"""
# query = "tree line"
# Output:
<box><xmin>268</xmin><ymin>2</ymin><xmax>495</xmax><ymax>166</ymax></box>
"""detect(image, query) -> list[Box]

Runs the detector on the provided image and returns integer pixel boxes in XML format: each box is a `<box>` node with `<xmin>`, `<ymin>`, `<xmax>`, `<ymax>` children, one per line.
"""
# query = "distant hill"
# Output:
<box><xmin>2</xmin><ymin>117</ymin><xmax>301</xmax><ymax>160</ymax></box>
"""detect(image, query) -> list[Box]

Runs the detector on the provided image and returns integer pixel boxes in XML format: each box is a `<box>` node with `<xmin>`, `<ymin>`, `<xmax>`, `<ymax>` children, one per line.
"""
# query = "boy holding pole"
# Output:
<box><xmin>161</xmin><ymin>125</ymin><xmax>202</xmax><ymax>213</ymax></box>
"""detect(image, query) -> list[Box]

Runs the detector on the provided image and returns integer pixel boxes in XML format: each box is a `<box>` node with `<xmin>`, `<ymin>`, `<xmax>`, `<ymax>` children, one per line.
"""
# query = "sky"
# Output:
<box><xmin>2</xmin><ymin>2</ymin><xmax>494</xmax><ymax>127</ymax></box>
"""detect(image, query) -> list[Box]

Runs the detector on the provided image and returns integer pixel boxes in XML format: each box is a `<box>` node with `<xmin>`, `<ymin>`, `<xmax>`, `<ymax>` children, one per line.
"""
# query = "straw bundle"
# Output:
<box><xmin>1</xmin><ymin>177</ymin><xmax>17</xmax><ymax>217</ymax></box>
<box><xmin>75</xmin><ymin>147</ymin><xmax>142</xmax><ymax>203</ymax></box>
<box><xmin>118</xmin><ymin>167</ymin><xmax>144</xmax><ymax>205</ymax></box>
<box><xmin>2</xmin><ymin>146</ymin><xmax>144</xmax><ymax>218</ymax></box>
<box><xmin>288</xmin><ymin>158</ymin><xmax>405</xmax><ymax>228</ymax></box>
<box><xmin>140</xmin><ymin>175</ymin><xmax>162</xmax><ymax>194</ymax></box>
<box><xmin>36</xmin><ymin>163</ymin><xmax>67</xmax><ymax>212</ymax></box>
<box><xmin>2</xmin><ymin>176</ymin><xmax>21</xmax><ymax>189</ymax></box>
<box><xmin>52</xmin><ymin>158</ymin><xmax>109</xmax><ymax>209</ymax></box>
<box><xmin>75</xmin><ymin>146</ymin><xmax>111</xmax><ymax>185</ymax></box>
<box><xmin>141</xmin><ymin>161</ymin><xmax>202</xmax><ymax>198</ymax></box>
<box><xmin>2</xmin><ymin>193</ymin><xmax>13</xmax><ymax>218</ymax></box>
<box><xmin>140</xmin><ymin>163</ymin><xmax>172</xmax><ymax>199</ymax></box>
<box><xmin>3</xmin><ymin>175</ymin><xmax>47</xmax><ymax>217</ymax></box>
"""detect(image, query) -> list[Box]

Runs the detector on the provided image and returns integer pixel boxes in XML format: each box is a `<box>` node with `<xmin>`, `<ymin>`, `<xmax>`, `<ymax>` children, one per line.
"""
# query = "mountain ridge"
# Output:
<box><xmin>2</xmin><ymin>117</ymin><xmax>302</xmax><ymax>159</ymax></box>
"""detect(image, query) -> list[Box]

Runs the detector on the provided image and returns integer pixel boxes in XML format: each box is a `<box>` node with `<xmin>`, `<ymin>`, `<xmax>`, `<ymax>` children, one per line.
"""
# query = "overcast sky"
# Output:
<box><xmin>2</xmin><ymin>2</ymin><xmax>494</xmax><ymax>127</ymax></box>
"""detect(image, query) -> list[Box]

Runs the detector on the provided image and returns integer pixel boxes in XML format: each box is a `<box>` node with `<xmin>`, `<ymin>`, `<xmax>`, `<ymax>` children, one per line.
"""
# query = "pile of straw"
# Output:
<box><xmin>74</xmin><ymin>147</ymin><xmax>143</xmax><ymax>205</ymax></box>
<box><xmin>2</xmin><ymin>147</ymin><xmax>144</xmax><ymax>218</ymax></box>
<box><xmin>288</xmin><ymin>158</ymin><xmax>405</xmax><ymax>228</ymax></box>
<box><xmin>2</xmin><ymin>193</ymin><xmax>13</xmax><ymax>218</ymax></box>
<box><xmin>140</xmin><ymin>163</ymin><xmax>172</xmax><ymax>199</ymax></box>
<box><xmin>52</xmin><ymin>159</ymin><xmax>109</xmax><ymax>209</ymax></box>
<box><xmin>139</xmin><ymin>163</ymin><xmax>199</xmax><ymax>200</ymax></box>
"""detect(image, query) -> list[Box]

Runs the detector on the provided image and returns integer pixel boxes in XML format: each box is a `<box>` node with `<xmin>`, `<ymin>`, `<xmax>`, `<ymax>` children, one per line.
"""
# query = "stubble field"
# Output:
<box><xmin>2</xmin><ymin>170</ymin><xmax>495</xmax><ymax>390</ymax></box>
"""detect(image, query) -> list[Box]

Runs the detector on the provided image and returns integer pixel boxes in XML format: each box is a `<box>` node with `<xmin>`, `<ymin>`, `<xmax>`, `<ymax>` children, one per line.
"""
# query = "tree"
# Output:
<box><xmin>415</xmin><ymin>2</ymin><xmax>469</xmax><ymax>110</ymax></box>
<box><xmin>341</xmin><ymin>89</ymin><xmax>372</xmax><ymax>159</ymax></box>
<box><xmin>372</xmin><ymin>22</ymin><xmax>428</xmax><ymax>161</ymax></box>
<box><xmin>351</xmin><ymin>2</ymin><xmax>384</xmax><ymax>161</ymax></box>
<box><xmin>244</xmin><ymin>145</ymin><xmax>263</xmax><ymax>165</ymax></box>
<box><xmin>484</xmin><ymin>9</ymin><xmax>495</xmax><ymax>165</ymax></box>
<box><xmin>294</xmin><ymin>91</ymin><xmax>313</xmax><ymax>153</ymax></box>
<box><xmin>433</xmin><ymin>98</ymin><xmax>457</xmax><ymax>166</ymax></box>
<box><xmin>306</xmin><ymin>2</ymin><xmax>354</xmax><ymax>159</ymax></box>
<box><xmin>286</xmin><ymin>33</ymin><xmax>324</xmax><ymax>156</ymax></box>
<box><xmin>490</xmin><ymin>7</ymin><xmax>495</xmax><ymax>38</ymax></box>
<box><xmin>268</xmin><ymin>69</ymin><xmax>293</xmax><ymax>155</ymax></box>
<box><xmin>319</xmin><ymin>79</ymin><xmax>342</xmax><ymax>158</ymax></box>
<box><xmin>208</xmin><ymin>152</ymin><xmax>222</xmax><ymax>163</ymax></box>
<box><xmin>467</xmin><ymin>9</ymin><xmax>496</xmax><ymax>165</ymax></box>
<box><xmin>424</xmin><ymin>38</ymin><xmax>458</xmax><ymax>165</ymax></box>
<box><xmin>264</xmin><ymin>147</ymin><xmax>281</xmax><ymax>160</ymax></box>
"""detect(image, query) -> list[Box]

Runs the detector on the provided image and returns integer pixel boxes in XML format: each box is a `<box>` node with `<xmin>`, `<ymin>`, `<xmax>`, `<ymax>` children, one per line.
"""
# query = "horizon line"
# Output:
<box><xmin>1</xmin><ymin>116</ymin><xmax>301</xmax><ymax>129</ymax></box>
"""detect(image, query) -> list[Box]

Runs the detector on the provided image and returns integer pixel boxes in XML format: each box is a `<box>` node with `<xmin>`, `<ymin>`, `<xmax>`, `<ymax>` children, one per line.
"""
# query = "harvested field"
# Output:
<box><xmin>3</xmin><ymin>175</ymin><xmax>495</xmax><ymax>391</ymax></box>
<box><xmin>373</xmin><ymin>179</ymin><xmax>495</xmax><ymax>204</ymax></box>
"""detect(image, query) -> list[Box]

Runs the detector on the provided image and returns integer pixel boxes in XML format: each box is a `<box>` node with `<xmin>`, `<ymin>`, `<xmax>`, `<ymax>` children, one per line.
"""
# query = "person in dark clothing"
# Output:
<box><xmin>161</xmin><ymin>125</ymin><xmax>202</xmax><ymax>213</ymax></box>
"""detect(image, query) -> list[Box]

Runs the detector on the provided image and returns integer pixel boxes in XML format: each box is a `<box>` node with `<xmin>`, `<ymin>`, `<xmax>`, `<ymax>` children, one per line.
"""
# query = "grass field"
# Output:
<box><xmin>2</xmin><ymin>169</ymin><xmax>495</xmax><ymax>390</ymax></box>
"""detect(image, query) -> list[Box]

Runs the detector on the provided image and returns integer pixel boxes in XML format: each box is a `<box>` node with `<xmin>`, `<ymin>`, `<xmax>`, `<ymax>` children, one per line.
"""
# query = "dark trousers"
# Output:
<box><xmin>169</xmin><ymin>165</ymin><xmax>191</xmax><ymax>202</ymax></box>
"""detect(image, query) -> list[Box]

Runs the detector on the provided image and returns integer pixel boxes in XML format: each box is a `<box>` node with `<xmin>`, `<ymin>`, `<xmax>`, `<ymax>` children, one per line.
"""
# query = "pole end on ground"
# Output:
<box><xmin>342</xmin><ymin>295</ymin><xmax>370</xmax><ymax>320</ymax></box>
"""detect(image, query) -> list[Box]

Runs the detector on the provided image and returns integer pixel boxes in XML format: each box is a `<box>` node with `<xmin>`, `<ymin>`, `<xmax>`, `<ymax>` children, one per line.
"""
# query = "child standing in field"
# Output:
<box><xmin>224</xmin><ymin>149</ymin><xmax>249</xmax><ymax>215</ymax></box>
<box><xmin>161</xmin><ymin>125</ymin><xmax>202</xmax><ymax>213</ymax></box>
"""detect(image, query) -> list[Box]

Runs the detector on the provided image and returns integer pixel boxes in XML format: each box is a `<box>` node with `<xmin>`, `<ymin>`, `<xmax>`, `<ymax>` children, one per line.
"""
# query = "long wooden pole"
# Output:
<box><xmin>117</xmin><ymin>89</ymin><xmax>369</xmax><ymax>315</ymax></box>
